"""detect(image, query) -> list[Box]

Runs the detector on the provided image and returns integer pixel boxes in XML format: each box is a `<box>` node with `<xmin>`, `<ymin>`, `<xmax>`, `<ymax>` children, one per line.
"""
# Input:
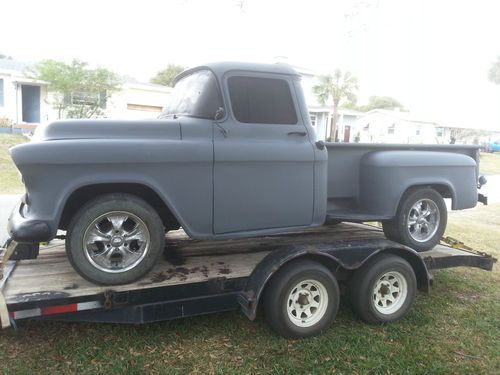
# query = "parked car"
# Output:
<box><xmin>7</xmin><ymin>62</ymin><xmax>487</xmax><ymax>285</ymax></box>
<box><xmin>488</xmin><ymin>139</ymin><xmax>500</xmax><ymax>152</ymax></box>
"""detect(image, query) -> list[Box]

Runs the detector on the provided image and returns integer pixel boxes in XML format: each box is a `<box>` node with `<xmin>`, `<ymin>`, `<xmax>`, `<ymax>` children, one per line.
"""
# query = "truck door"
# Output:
<box><xmin>213</xmin><ymin>73</ymin><xmax>315</xmax><ymax>234</ymax></box>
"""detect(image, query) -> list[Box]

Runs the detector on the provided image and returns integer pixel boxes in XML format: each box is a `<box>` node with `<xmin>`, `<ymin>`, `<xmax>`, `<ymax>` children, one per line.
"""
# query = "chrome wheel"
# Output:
<box><xmin>372</xmin><ymin>271</ymin><xmax>408</xmax><ymax>315</ymax></box>
<box><xmin>83</xmin><ymin>211</ymin><xmax>150</xmax><ymax>273</ymax></box>
<box><xmin>287</xmin><ymin>279</ymin><xmax>329</xmax><ymax>328</ymax></box>
<box><xmin>407</xmin><ymin>199</ymin><xmax>440</xmax><ymax>243</ymax></box>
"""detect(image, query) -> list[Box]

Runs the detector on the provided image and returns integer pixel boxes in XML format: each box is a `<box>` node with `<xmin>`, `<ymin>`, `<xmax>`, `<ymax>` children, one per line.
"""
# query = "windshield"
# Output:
<box><xmin>160</xmin><ymin>70</ymin><xmax>221</xmax><ymax>119</ymax></box>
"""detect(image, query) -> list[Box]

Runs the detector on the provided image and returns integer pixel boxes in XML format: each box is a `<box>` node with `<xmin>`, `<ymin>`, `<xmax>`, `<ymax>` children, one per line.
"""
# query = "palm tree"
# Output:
<box><xmin>313</xmin><ymin>69</ymin><xmax>359</xmax><ymax>141</ymax></box>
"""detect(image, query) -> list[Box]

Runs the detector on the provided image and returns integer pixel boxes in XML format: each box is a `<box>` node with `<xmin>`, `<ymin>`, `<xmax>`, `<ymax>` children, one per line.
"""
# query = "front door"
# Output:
<box><xmin>21</xmin><ymin>85</ymin><xmax>41</xmax><ymax>123</ymax></box>
<box><xmin>213</xmin><ymin>74</ymin><xmax>315</xmax><ymax>234</ymax></box>
<box><xmin>343</xmin><ymin>125</ymin><xmax>351</xmax><ymax>142</ymax></box>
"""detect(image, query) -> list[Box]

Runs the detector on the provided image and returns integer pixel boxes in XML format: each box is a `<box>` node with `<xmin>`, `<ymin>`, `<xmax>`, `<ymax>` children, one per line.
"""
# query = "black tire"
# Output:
<box><xmin>349</xmin><ymin>254</ymin><xmax>417</xmax><ymax>324</ymax></box>
<box><xmin>263</xmin><ymin>259</ymin><xmax>340</xmax><ymax>338</ymax></box>
<box><xmin>66</xmin><ymin>193</ymin><xmax>165</xmax><ymax>285</ymax></box>
<box><xmin>382</xmin><ymin>187</ymin><xmax>447</xmax><ymax>252</ymax></box>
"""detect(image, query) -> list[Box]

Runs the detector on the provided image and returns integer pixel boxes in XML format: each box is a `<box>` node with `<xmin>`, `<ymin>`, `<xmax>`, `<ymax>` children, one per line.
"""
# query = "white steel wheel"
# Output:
<box><xmin>372</xmin><ymin>271</ymin><xmax>408</xmax><ymax>315</ymax></box>
<box><xmin>349</xmin><ymin>254</ymin><xmax>417</xmax><ymax>324</ymax></box>
<box><xmin>286</xmin><ymin>279</ymin><xmax>329</xmax><ymax>328</ymax></box>
<box><xmin>263</xmin><ymin>259</ymin><xmax>340</xmax><ymax>338</ymax></box>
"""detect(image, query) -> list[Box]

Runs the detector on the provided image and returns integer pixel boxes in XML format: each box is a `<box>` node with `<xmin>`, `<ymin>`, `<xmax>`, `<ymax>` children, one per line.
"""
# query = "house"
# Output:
<box><xmin>0</xmin><ymin>58</ymin><xmax>172</xmax><ymax>131</ymax></box>
<box><xmin>102</xmin><ymin>80</ymin><xmax>172</xmax><ymax>120</ymax></box>
<box><xmin>351</xmin><ymin>109</ymin><xmax>439</xmax><ymax>144</ymax></box>
<box><xmin>0</xmin><ymin>58</ymin><xmax>50</xmax><ymax>132</ymax></box>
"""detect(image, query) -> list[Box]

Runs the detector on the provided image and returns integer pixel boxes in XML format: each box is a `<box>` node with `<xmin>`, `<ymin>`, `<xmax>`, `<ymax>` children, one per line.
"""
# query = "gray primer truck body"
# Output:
<box><xmin>8</xmin><ymin>62</ymin><xmax>482</xmax><ymax>246</ymax></box>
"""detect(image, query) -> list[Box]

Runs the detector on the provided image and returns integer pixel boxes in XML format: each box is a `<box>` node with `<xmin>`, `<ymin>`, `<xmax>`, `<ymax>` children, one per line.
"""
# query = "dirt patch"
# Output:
<box><xmin>218</xmin><ymin>267</ymin><xmax>232</xmax><ymax>275</ymax></box>
<box><xmin>150</xmin><ymin>265</ymin><xmax>211</xmax><ymax>283</ymax></box>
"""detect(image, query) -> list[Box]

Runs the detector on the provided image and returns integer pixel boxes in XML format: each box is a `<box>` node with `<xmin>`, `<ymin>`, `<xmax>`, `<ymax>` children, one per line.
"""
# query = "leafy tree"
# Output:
<box><xmin>489</xmin><ymin>55</ymin><xmax>500</xmax><ymax>84</ymax></box>
<box><xmin>313</xmin><ymin>69</ymin><xmax>359</xmax><ymax>141</ymax></box>
<box><xmin>359</xmin><ymin>96</ymin><xmax>404</xmax><ymax>112</ymax></box>
<box><xmin>34</xmin><ymin>59</ymin><xmax>121</xmax><ymax>119</ymax></box>
<box><xmin>150</xmin><ymin>64</ymin><xmax>185</xmax><ymax>87</ymax></box>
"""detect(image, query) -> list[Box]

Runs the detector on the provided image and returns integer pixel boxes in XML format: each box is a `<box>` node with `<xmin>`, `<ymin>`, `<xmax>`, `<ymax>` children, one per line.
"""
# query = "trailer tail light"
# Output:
<box><xmin>9</xmin><ymin>300</ymin><xmax>102</xmax><ymax>320</ymax></box>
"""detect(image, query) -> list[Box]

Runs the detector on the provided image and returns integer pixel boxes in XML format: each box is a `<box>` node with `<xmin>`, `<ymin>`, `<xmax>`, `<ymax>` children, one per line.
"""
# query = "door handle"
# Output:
<box><xmin>288</xmin><ymin>131</ymin><xmax>307</xmax><ymax>136</ymax></box>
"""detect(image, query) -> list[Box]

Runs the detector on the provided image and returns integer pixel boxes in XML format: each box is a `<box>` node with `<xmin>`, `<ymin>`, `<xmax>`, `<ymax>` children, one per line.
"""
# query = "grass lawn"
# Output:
<box><xmin>0</xmin><ymin>134</ymin><xmax>27</xmax><ymax>194</ymax></box>
<box><xmin>0</xmin><ymin>134</ymin><xmax>498</xmax><ymax>373</ymax></box>
<box><xmin>480</xmin><ymin>152</ymin><xmax>500</xmax><ymax>175</ymax></box>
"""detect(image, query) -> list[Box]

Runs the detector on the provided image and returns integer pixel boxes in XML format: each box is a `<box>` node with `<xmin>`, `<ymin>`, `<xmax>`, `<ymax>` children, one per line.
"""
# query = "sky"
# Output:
<box><xmin>1</xmin><ymin>0</ymin><xmax>499</xmax><ymax>130</ymax></box>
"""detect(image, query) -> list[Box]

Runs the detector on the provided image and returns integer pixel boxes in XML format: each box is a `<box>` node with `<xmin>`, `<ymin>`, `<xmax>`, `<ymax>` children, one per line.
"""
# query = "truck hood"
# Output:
<box><xmin>33</xmin><ymin>119</ymin><xmax>181</xmax><ymax>141</ymax></box>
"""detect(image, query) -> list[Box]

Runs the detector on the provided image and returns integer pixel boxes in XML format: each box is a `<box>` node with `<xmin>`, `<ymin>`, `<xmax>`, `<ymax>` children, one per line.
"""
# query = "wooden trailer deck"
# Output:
<box><xmin>0</xmin><ymin>223</ymin><xmax>495</xmax><ymax>318</ymax></box>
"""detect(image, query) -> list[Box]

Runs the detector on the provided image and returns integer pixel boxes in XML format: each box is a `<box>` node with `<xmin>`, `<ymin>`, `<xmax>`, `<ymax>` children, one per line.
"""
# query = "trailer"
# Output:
<box><xmin>0</xmin><ymin>223</ymin><xmax>495</xmax><ymax>338</ymax></box>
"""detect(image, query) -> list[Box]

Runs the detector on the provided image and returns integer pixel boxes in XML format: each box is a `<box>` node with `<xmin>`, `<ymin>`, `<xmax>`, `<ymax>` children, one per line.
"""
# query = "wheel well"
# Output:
<box><xmin>405</xmin><ymin>184</ymin><xmax>453</xmax><ymax>201</ymax></box>
<box><xmin>255</xmin><ymin>254</ymin><xmax>347</xmax><ymax>315</ymax></box>
<box><xmin>382</xmin><ymin>249</ymin><xmax>430</xmax><ymax>292</ymax></box>
<box><xmin>59</xmin><ymin>183</ymin><xmax>180</xmax><ymax>230</ymax></box>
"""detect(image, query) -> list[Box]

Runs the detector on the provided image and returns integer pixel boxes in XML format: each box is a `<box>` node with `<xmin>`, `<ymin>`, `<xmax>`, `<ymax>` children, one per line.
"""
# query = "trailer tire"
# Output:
<box><xmin>383</xmin><ymin>187</ymin><xmax>447</xmax><ymax>252</ymax></box>
<box><xmin>349</xmin><ymin>254</ymin><xmax>416</xmax><ymax>324</ymax></box>
<box><xmin>66</xmin><ymin>193</ymin><xmax>165</xmax><ymax>285</ymax></box>
<box><xmin>263</xmin><ymin>259</ymin><xmax>339</xmax><ymax>338</ymax></box>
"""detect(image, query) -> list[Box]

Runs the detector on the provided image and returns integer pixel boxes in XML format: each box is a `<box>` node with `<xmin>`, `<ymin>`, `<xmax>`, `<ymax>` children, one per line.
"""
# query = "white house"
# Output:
<box><xmin>0</xmin><ymin>58</ymin><xmax>172</xmax><ymax>131</ymax></box>
<box><xmin>0</xmin><ymin>59</ymin><xmax>50</xmax><ymax>128</ymax></box>
<box><xmin>352</xmin><ymin>109</ymin><xmax>439</xmax><ymax>144</ymax></box>
<box><xmin>105</xmin><ymin>81</ymin><xmax>172</xmax><ymax>119</ymax></box>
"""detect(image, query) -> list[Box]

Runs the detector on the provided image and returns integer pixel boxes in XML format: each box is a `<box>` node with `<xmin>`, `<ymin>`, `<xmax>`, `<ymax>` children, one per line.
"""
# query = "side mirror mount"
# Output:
<box><xmin>214</xmin><ymin>107</ymin><xmax>225</xmax><ymax>121</ymax></box>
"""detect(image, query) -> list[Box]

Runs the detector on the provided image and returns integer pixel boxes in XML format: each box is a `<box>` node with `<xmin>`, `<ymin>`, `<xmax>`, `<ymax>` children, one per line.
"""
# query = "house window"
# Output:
<box><xmin>0</xmin><ymin>79</ymin><xmax>4</xmax><ymax>106</ymax></box>
<box><xmin>227</xmin><ymin>76</ymin><xmax>297</xmax><ymax>124</ymax></box>
<box><xmin>310</xmin><ymin>114</ymin><xmax>317</xmax><ymax>126</ymax></box>
<box><xmin>363</xmin><ymin>123</ymin><xmax>370</xmax><ymax>131</ymax></box>
<box><xmin>416</xmin><ymin>128</ymin><xmax>421</xmax><ymax>136</ymax></box>
<box><xmin>388</xmin><ymin>123</ymin><xmax>395</xmax><ymax>134</ymax></box>
<box><xmin>68</xmin><ymin>91</ymin><xmax>107</xmax><ymax>108</ymax></box>
<box><xmin>436</xmin><ymin>127</ymin><xmax>444</xmax><ymax>137</ymax></box>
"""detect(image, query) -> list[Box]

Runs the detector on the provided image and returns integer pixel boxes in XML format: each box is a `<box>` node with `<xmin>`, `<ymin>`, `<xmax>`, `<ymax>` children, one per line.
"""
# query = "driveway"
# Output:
<box><xmin>482</xmin><ymin>174</ymin><xmax>500</xmax><ymax>204</ymax></box>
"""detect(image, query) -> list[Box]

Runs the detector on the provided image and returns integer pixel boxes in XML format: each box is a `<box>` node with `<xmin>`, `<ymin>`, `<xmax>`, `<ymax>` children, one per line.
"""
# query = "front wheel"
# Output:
<box><xmin>383</xmin><ymin>187</ymin><xmax>447</xmax><ymax>252</ymax></box>
<box><xmin>263</xmin><ymin>259</ymin><xmax>340</xmax><ymax>338</ymax></box>
<box><xmin>66</xmin><ymin>193</ymin><xmax>165</xmax><ymax>285</ymax></box>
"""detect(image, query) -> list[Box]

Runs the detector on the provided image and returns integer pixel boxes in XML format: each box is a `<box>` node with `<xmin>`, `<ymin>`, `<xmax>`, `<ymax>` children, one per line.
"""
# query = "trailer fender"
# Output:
<box><xmin>237</xmin><ymin>239</ymin><xmax>430</xmax><ymax>321</ymax></box>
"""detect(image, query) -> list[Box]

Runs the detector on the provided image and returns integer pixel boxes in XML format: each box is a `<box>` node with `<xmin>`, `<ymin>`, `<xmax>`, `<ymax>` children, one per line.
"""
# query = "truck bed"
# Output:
<box><xmin>0</xmin><ymin>223</ymin><xmax>494</xmax><ymax>326</ymax></box>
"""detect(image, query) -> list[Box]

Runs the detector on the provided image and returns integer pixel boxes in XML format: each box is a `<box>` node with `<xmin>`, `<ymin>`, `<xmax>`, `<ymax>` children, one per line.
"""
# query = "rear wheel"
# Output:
<box><xmin>263</xmin><ymin>259</ymin><xmax>340</xmax><ymax>338</ymax></box>
<box><xmin>383</xmin><ymin>187</ymin><xmax>447</xmax><ymax>252</ymax></box>
<box><xmin>349</xmin><ymin>254</ymin><xmax>417</xmax><ymax>324</ymax></box>
<box><xmin>66</xmin><ymin>193</ymin><xmax>164</xmax><ymax>285</ymax></box>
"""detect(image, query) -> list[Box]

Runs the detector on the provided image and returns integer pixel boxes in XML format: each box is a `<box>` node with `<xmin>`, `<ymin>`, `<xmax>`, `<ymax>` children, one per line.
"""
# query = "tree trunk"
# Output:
<box><xmin>330</xmin><ymin>99</ymin><xmax>340</xmax><ymax>142</ymax></box>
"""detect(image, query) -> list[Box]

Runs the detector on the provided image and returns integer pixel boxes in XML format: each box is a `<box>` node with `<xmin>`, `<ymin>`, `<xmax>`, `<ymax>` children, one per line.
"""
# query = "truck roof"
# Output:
<box><xmin>175</xmin><ymin>62</ymin><xmax>300</xmax><ymax>84</ymax></box>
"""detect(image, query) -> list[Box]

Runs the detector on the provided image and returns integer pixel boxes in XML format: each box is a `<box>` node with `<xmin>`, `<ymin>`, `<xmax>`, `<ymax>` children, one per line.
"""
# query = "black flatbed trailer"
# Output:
<box><xmin>0</xmin><ymin>223</ymin><xmax>495</xmax><ymax>336</ymax></box>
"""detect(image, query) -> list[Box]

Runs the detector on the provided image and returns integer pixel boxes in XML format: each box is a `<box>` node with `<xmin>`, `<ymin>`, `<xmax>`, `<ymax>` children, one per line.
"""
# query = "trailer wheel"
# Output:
<box><xmin>349</xmin><ymin>254</ymin><xmax>416</xmax><ymax>324</ymax></box>
<box><xmin>263</xmin><ymin>259</ymin><xmax>339</xmax><ymax>338</ymax></box>
<box><xmin>66</xmin><ymin>193</ymin><xmax>165</xmax><ymax>285</ymax></box>
<box><xmin>383</xmin><ymin>187</ymin><xmax>447</xmax><ymax>252</ymax></box>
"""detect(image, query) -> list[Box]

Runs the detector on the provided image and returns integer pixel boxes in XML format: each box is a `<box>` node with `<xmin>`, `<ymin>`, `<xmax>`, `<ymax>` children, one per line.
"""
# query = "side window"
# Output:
<box><xmin>228</xmin><ymin>76</ymin><xmax>298</xmax><ymax>124</ymax></box>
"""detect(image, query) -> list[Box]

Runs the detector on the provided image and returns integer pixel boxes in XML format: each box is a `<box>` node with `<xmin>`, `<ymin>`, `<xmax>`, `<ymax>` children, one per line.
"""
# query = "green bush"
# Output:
<box><xmin>0</xmin><ymin>116</ymin><xmax>13</xmax><ymax>128</ymax></box>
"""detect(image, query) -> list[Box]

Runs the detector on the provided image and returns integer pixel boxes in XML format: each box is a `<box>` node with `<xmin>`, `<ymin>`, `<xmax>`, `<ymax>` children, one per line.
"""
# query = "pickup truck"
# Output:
<box><xmin>7</xmin><ymin>62</ymin><xmax>487</xmax><ymax>285</ymax></box>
